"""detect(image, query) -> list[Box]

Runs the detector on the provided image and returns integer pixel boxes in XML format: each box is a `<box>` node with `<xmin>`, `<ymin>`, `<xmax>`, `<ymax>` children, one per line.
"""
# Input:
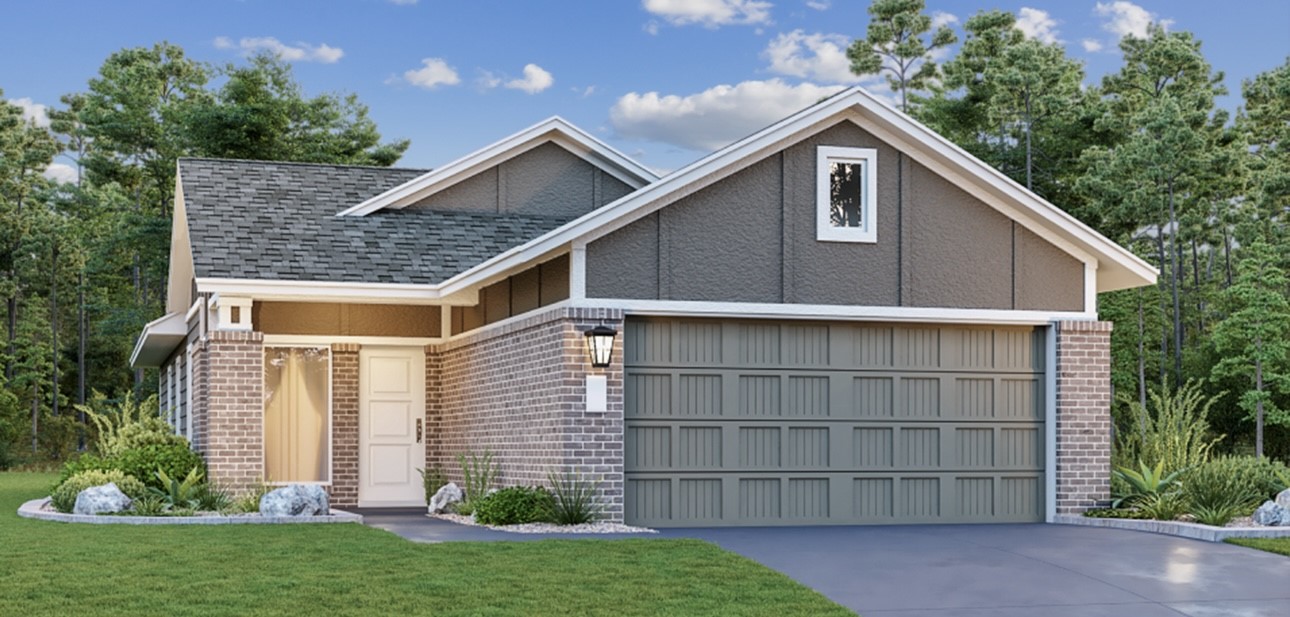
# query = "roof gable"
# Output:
<box><xmin>434</xmin><ymin>87</ymin><xmax>1157</xmax><ymax>297</ymax></box>
<box><xmin>337</xmin><ymin>117</ymin><xmax>659</xmax><ymax>217</ymax></box>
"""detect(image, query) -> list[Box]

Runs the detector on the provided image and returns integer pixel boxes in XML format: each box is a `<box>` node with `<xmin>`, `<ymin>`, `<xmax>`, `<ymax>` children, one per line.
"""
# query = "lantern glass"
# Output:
<box><xmin>584</xmin><ymin>326</ymin><xmax>617</xmax><ymax>368</ymax></box>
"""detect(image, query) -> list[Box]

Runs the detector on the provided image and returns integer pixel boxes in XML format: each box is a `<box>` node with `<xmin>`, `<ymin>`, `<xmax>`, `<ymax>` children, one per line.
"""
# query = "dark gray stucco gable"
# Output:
<box><xmin>180</xmin><ymin>158</ymin><xmax>572</xmax><ymax>285</ymax></box>
<box><xmin>405</xmin><ymin>142</ymin><xmax>634</xmax><ymax>218</ymax></box>
<box><xmin>585</xmin><ymin>120</ymin><xmax>1085</xmax><ymax>312</ymax></box>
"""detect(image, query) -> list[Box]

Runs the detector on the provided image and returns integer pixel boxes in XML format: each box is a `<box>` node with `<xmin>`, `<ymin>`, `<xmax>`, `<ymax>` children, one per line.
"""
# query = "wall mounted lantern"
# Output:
<box><xmin>583</xmin><ymin>325</ymin><xmax>617</xmax><ymax>368</ymax></box>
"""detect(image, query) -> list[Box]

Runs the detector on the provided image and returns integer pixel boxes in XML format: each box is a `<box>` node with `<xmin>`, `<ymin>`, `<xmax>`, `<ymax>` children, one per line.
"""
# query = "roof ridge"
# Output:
<box><xmin>178</xmin><ymin>157</ymin><xmax>430</xmax><ymax>173</ymax></box>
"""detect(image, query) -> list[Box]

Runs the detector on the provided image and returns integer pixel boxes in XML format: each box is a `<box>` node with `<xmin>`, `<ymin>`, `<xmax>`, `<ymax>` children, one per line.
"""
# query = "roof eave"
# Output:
<box><xmin>129</xmin><ymin>312</ymin><xmax>187</xmax><ymax>369</ymax></box>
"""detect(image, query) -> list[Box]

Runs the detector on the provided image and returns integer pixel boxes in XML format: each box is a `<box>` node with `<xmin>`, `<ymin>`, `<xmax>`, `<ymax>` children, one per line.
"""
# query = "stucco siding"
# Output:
<box><xmin>584</xmin><ymin>119</ymin><xmax>1084</xmax><ymax>311</ymax></box>
<box><xmin>1015</xmin><ymin>226</ymin><xmax>1084</xmax><ymax>311</ymax></box>
<box><xmin>905</xmin><ymin>160</ymin><xmax>1014</xmax><ymax>309</ymax></box>
<box><xmin>254</xmin><ymin>302</ymin><xmax>441</xmax><ymax>337</ymax></box>
<box><xmin>587</xmin><ymin>213</ymin><xmax>660</xmax><ymax>299</ymax></box>
<box><xmin>407</xmin><ymin>143</ymin><xmax>628</xmax><ymax>218</ymax></box>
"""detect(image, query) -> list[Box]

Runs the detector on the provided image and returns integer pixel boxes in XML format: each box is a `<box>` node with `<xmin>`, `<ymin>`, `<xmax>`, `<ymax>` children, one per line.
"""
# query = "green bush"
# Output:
<box><xmin>1137</xmin><ymin>492</ymin><xmax>1188</xmax><ymax>521</ymax></box>
<box><xmin>1192</xmin><ymin>503</ymin><xmax>1246</xmax><ymax>527</ymax></box>
<box><xmin>1113</xmin><ymin>381</ymin><xmax>1222</xmax><ymax>474</ymax></box>
<box><xmin>78</xmin><ymin>391</ymin><xmax>165</xmax><ymax>457</ymax></box>
<box><xmin>457</xmin><ymin>450</ymin><xmax>497</xmax><ymax>511</ymax></box>
<box><xmin>1111</xmin><ymin>460</ymin><xmax>1185</xmax><ymax>508</ymax></box>
<box><xmin>51</xmin><ymin>470</ymin><xmax>147</xmax><ymax>513</ymax></box>
<box><xmin>55</xmin><ymin>453</ymin><xmax>115</xmax><ymax>487</ymax></box>
<box><xmin>1183</xmin><ymin>456</ymin><xmax>1275</xmax><ymax>515</ymax></box>
<box><xmin>227</xmin><ymin>479</ymin><xmax>272</xmax><ymax>514</ymax></box>
<box><xmin>418</xmin><ymin>466</ymin><xmax>448</xmax><ymax>503</ymax></box>
<box><xmin>1083</xmin><ymin>507</ymin><xmax>1152</xmax><ymax>519</ymax></box>
<box><xmin>544</xmin><ymin>471</ymin><xmax>602</xmax><ymax>525</ymax></box>
<box><xmin>149</xmin><ymin>468</ymin><xmax>206</xmax><ymax>510</ymax></box>
<box><xmin>473</xmin><ymin>486</ymin><xmax>552</xmax><ymax>526</ymax></box>
<box><xmin>113</xmin><ymin>444</ymin><xmax>205</xmax><ymax>490</ymax></box>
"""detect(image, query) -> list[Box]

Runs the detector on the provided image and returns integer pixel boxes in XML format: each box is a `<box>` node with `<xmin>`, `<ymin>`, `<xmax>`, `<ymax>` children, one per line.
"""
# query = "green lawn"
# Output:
<box><xmin>1227</xmin><ymin>537</ymin><xmax>1290</xmax><ymax>557</ymax></box>
<box><xmin>0</xmin><ymin>473</ymin><xmax>851</xmax><ymax>616</ymax></box>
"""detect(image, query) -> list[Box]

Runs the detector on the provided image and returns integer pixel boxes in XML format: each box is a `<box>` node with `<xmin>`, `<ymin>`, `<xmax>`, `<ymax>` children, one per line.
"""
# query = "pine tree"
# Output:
<box><xmin>847</xmin><ymin>0</ymin><xmax>956</xmax><ymax>112</ymax></box>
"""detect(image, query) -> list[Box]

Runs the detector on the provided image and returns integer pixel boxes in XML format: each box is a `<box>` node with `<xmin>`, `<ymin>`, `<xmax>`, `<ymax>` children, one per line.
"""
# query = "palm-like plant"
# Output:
<box><xmin>1112</xmin><ymin>460</ymin><xmax>1185</xmax><ymax>508</ymax></box>
<box><xmin>149</xmin><ymin>467</ymin><xmax>205</xmax><ymax>511</ymax></box>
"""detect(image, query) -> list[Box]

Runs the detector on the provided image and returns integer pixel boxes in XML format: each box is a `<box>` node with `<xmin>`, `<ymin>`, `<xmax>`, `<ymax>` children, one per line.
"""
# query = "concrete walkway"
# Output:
<box><xmin>361</xmin><ymin>511</ymin><xmax>1290</xmax><ymax>616</ymax></box>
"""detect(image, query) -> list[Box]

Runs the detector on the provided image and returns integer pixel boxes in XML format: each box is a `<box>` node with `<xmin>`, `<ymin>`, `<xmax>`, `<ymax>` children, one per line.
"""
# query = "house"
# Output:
<box><xmin>130</xmin><ymin>87</ymin><xmax>1156</xmax><ymax>527</ymax></box>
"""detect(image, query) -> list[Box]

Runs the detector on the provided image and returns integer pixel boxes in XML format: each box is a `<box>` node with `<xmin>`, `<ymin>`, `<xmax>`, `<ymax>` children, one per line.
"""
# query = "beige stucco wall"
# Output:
<box><xmin>253</xmin><ymin>302</ymin><xmax>441</xmax><ymax>337</ymax></box>
<box><xmin>585</xmin><ymin>120</ymin><xmax>1085</xmax><ymax>312</ymax></box>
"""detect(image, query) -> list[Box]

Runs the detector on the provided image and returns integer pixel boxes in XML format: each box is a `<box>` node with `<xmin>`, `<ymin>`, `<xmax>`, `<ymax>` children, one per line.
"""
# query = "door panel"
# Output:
<box><xmin>359</xmin><ymin>347</ymin><xmax>426</xmax><ymax>506</ymax></box>
<box><xmin>623</xmin><ymin>318</ymin><xmax>1046</xmax><ymax>527</ymax></box>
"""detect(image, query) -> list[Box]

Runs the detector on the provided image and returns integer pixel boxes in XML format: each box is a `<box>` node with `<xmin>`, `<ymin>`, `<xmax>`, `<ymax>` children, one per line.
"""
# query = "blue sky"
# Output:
<box><xmin>3</xmin><ymin>0</ymin><xmax>1287</xmax><ymax>178</ymax></box>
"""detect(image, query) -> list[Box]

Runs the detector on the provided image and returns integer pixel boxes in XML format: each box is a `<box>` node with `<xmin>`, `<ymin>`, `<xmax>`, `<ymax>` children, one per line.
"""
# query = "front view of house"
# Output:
<box><xmin>131</xmin><ymin>88</ymin><xmax>1156</xmax><ymax>527</ymax></box>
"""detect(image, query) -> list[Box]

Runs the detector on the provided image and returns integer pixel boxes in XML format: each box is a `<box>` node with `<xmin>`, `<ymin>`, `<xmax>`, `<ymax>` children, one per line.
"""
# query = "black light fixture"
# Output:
<box><xmin>583</xmin><ymin>325</ymin><xmax>618</xmax><ymax>368</ymax></box>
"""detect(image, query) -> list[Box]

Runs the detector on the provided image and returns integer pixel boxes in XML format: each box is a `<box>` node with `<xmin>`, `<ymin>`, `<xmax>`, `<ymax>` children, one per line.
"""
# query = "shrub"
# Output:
<box><xmin>473</xmin><ymin>486</ymin><xmax>551</xmax><ymax>526</ymax></box>
<box><xmin>457</xmin><ymin>450</ymin><xmax>497</xmax><ymax>509</ymax></box>
<box><xmin>51</xmin><ymin>470</ymin><xmax>147</xmax><ymax>513</ymax></box>
<box><xmin>129</xmin><ymin>495</ymin><xmax>167</xmax><ymax>516</ymax></box>
<box><xmin>228</xmin><ymin>479</ymin><xmax>272</xmax><ymax>514</ymax></box>
<box><xmin>149</xmin><ymin>468</ymin><xmax>205</xmax><ymax>510</ymax></box>
<box><xmin>1083</xmin><ymin>507</ymin><xmax>1152</xmax><ymax>519</ymax></box>
<box><xmin>1137</xmin><ymin>492</ymin><xmax>1187</xmax><ymax>521</ymax></box>
<box><xmin>195</xmin><ymin>482</ymin><xmax>233</xmax><ymax>512</ymax></box>
<box><xmin>544</xmin><ymin>471</ymin><xmax>602</xmax><ymax>525</ymax></box>
<box><xmin>1111</xmin><ymin>460</ymin><xmax>1185</xmax><ymax>508</ymax></box>
<box><xmin>55</xmin><ymin>453</ymin><xmax>115</xmax><ymax>488</ymax></box>
<box><xmin>78</xmin><ymin>391</ymin><xmax>166</xmax><ymax>457</ymax></box>
<box><xmin>1114</xmin><ymin>381</ymin><xmax>1222</xmax><ymax>474</ymax></box>
<box><xmin>1183</xmin><ymin>456</ymin><xmax>1272</xmax><ymax>515</ymax></box>
<box><xmin>113</xmin><ymin>444</ymin><xmax>204</xmax><ymax>490</ymax></box>
<box><xmin>1192</xmin><ymin>503</ymin><xmax>1245</xmax><ymax>527</ymax></box>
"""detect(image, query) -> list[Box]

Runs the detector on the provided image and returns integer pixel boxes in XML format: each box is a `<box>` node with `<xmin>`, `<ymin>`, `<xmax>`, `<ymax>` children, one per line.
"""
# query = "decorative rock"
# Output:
<box><xmin>429</xmin><ymin>482</ymin><xmax>463</xmax><ymax>514</ymax></box>
<box><xmin>259</xmin><ymin>484</ymin><xmax>330</xmax><ymax>517</ymax></box>
<box><xmin>1276</xmin><ymin>488</ymin><xmax>1290</xmax><ymax>510</ymax></box>
<box><xmin>73</xmin><ymin>483</ymin><xmax>132</xmax><ymax>515</ymax></box>
<box><xmin>1252</xmin><ymin>500</ymin><xmax>1289</xmax><ymax>527</ymax></box>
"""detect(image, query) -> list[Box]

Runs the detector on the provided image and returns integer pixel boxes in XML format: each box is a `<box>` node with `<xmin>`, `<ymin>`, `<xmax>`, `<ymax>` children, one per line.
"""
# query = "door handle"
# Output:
<box><xmin>416</xmin><ymin>418</ymin><xmax>423</xmax><ymax>444</ymax></box>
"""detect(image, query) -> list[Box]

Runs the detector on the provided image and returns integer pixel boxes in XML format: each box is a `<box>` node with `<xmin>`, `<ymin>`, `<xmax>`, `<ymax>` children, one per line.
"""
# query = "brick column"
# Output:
<box><xmin>204</xmin><ymin>330</ymin><xmax>264</xmax><ymax>492</ymax></box>
<box><xmin>330</xmin><ymin>344</ymin><xmax>361</xmax><ymax>507</ymax></box>
<box><xmin>1054</xmin><ymin>320</ymin><xmax>1113</xmax><ymax>515</ymax></box>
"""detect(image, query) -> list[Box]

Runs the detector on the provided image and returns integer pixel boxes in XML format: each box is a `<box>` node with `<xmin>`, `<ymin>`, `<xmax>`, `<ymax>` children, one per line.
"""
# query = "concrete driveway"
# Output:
<box><xmin>657</xmin><ymin>524</ymin><xmax>1290</xmax><ymax>616</ymax></box>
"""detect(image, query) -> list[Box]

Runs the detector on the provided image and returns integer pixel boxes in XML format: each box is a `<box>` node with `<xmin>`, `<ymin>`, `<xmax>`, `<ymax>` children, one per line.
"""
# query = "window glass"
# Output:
<box><xmin>830</xmin><ymin>161</ymin><xmax>866</xmax><ymax>228</ymax></box>
<box><xmin>264</xmin><ymin>347</ymin><xmax>330</xmax><ymax>483</ymax></box>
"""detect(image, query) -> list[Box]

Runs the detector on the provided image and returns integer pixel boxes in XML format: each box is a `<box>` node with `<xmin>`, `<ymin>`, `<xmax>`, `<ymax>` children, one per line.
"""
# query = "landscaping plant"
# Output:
<box><xmin>228</xmin><ymin>479</ymin><xmax>272</xmax><ymax>514</ymax></box>
<box><xmin>456</xmin><ymin>450</ymin><xmax>497</xmax><ymax>512</ymax></box>
<box><xmin>473</xmin><ymin>486</ymin><xmax>551</xmax><ymax>526</ymax></box>
<box><xmin>129</xmin><ymin>495</ymin><xmax>168</xmax><ymax>516</ymax></box>
<box><xmin>417</xmin><ymin>466</ymin><xmax>448</xmax><ymax>503</ymax></box>
<box><xmin>50</xmin><ymin>470</ymin><xmax>147</xmax><ymax>513</ymax></box>
<box><xmin>1111</xmin><ymin>459</ymin><xmax>1185</xmax><ymax>508</ymax></box>
<box><xmin>149</xmin><ymin>468</ymin><xmax>205</xmax><ymax>511</ymax></box>
<box><xmin>1113</xmin><ymin>381</ymin><xmax>1222</xmax><ymax>476</ymax></box>
<box><xmin>1183</xmin><ymin>456</ymin><xmax>1268</xmax><ymax>522</ymax></box>
<box><xmin>544</xmin><ymin>471</ymin><xmax>602</xmax><ymax>525</ymax></box>
<box><xmin>1135</xmin><ymin>492</ymin><xmax>1188</xmax><ymax>521</ymax></box>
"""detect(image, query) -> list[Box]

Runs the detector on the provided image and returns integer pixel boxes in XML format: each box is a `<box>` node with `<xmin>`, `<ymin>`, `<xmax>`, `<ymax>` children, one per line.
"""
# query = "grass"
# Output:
<box><xmin>1227</xmin><ymin>537</ymin><xmax>1290</xmax><ymax>557</ymax></box>
<box><xmin>0</xmin><ymin>473</ymin><xmax>851</xmax><ymax>616</ymax></box>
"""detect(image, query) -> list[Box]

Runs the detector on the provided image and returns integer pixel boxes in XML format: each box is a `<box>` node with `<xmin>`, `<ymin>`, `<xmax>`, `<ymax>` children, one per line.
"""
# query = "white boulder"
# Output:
<box><xmin>260</xmin><ymin>484</ymin><xmax>330</xmax><ymax>517</ymax></box>
<box><xmin>429</xmin><ymin>482</ymin><xmax>463</xmax><ymax>514</ymax></box>
<box><xmin>73</xmin><ymin>482</ymin><xmax>132</xmax><ymax>515</ymax></box>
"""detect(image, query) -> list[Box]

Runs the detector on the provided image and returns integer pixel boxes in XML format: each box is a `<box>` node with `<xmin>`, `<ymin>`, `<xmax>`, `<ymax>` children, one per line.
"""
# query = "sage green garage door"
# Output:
<box><xmin>623</xmin><ymin>318</ymin><xmax>1047</xmax><ymax>527</ymax></box>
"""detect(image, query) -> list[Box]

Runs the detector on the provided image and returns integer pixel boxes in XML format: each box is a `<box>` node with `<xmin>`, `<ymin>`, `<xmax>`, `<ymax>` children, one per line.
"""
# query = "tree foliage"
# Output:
<box><xmin>847</xmin><ymin>0</ymin><xmax>956</xmax><ymax>111</ymax></box>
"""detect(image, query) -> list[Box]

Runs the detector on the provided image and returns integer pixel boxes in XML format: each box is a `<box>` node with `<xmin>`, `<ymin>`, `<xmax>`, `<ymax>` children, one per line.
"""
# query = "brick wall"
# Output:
<box><xmin>427</xmin><ymin>306</ymin><xmax>626</xmax><ymax>522</ymax></box>
<box><xmin>330</xmin><ymin>344</ymin><xmax>360</xmax><ymax>507</ymax></box>
<box><xmin>1054</xmin><ymin>320</ymin><xmax>1113</xmax><ymax>515</ymax></box>
<box><xmin>202</xmin><ymin>330</ymin><xmax>265</xmax><ymax>491</ymax></box>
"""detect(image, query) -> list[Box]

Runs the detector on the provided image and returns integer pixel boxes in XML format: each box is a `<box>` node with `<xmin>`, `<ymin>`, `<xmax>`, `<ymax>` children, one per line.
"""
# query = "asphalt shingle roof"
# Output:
<box><xmin>179</xmin><ymin>158</ymin><xmax>573</xmax><ymax>285</ymax></box>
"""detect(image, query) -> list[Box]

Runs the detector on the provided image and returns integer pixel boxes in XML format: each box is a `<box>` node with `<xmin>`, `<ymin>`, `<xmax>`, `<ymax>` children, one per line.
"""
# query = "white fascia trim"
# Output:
<box><xmin>194</xmin><ymin>277</ymin><xmax>478</xmax><ymax>306</ymax></box>
<box><xmin>262</xmin><ymin>334</ymin><xmax>441</xmax><ymax>347</ymax></box>
<box><xmin>574</xmin><ymin>298</ymin><xmax>1095</xmax><ymax>326</ymax></box>
<box><xmin>337</xmin><ymin>117</ymin><xmax>658</xmax><ymax>217</ymax></box>
<box><xmin>1045</xmin><ymin>323</ymin><xmax>1058</xmax><ymax>523</ymax></box>
<box><xmin>430</xmin><ymin>87</ymin><xmax>1155</xmax><ymax>300</ymax></box>
<box><xmin>129</xmin><ymin>311</ymin><xmax>187</xmax><ymax>368</ymax></box>
<box><xmin>1084</xmin><ymin>262</ymin><xmax>1098</xmax><ymax>315</ymax></box>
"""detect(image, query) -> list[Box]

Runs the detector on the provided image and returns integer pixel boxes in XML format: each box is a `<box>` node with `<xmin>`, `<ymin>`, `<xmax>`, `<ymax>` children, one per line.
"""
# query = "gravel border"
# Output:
<box><xmin>18</xmin><ymin>498</ymin><xmax>363</xmax><ymax>525</ymax></box>
<box><xmin>430</xmin><ymin>512</ymin><xmax>656</xmax><ymax>534</ymax></box>
<box><xmin>1056</xmin><ymin>514</ymin><xmax>1290</xmax><ymax>542</ymax></box>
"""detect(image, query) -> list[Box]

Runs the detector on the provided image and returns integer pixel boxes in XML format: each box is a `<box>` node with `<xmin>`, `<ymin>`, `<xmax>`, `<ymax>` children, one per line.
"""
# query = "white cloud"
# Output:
<box><xmin>610</xmin><ymin>79</ymin><xmax>844</xmax><ymax>151</ymax></box>
<box><xmin>476</xmin><ymin>70</ymin><xmax>502</xmax><ymax>89</ymax></box>
<box><xmin>213</xmin><ymin>36</ymin><xmax>344</xmax><ymax>64</ymax></box>
<box><xmin>43</xmin><ymin>163</ymin><xmax>78</xmax><ymax>184</ymax></box>
<box><xmin>763</xmin><ymin>30</ymin><xmax>860</xmax><ymax>84</ymax></box>
<box><xmin>8</xmin><ymin>97</ymin><xmax>50</xmax><ymax>127</ymax></box>
<box><xmin>1094</xmin><ymin>1</ymin><xmax>1172</xmax><ymax>40</ymax></box>
<box><xmin>930</xmin><ymin>11</ymin><xmax>958</xmax><ymax>30</ymax></box>
<box><xmin>805</xmin><ymin>0</ymin><xmax>830</xmax><ymax>10</ymax></box>
<box><xmin>642</xmin><ymin>0</ymin><xmax>772</xmax><ymax>28</ymax></box>
<box><xmin>1016</xmin><ymin>7</ymin><xmax>1060</xmax><ymax>44</ymax></box>
<box><xmin>1082</xmin><ymin>38</ymin><xmax>1104</xmax><ymax>52</ymax></box>
<box><xmin>573</xmin><ymin>85</ymin><xmax>597</xmax><ymax>97</ymax></box>
<box><xmin>403</xmin><ymin>58</ymin><xmax>461</xmax><ymax>89</ymax></box>
<box><xmin>505</xmin><ymin>64</ymin><xmax>554</xmax><ymax>94</ymax></box>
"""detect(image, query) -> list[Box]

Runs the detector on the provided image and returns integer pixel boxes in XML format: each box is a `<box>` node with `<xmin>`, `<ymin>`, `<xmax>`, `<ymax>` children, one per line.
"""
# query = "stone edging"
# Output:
<box><xmin>1055</xmin><ymin>514</ymin><xmax>1290</xmax><ymax>542</ymax></box>
<box><xmin>17</xmin><ymin>498</ymin><xmax>363</xmax><ymax>525</ymax></box>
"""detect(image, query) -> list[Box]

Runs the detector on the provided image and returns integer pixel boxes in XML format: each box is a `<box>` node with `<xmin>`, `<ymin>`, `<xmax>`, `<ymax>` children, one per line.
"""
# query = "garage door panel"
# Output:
<box><xmin>625</xmin><ymin>318</ymin><xmax>1046</xmax><ymax>527</ymax></box>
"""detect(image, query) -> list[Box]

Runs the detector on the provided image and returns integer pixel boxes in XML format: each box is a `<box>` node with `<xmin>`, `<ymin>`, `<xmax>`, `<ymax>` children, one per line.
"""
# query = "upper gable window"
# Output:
<box><xmin>816</xmin><ymin>146</ymin><xmax>878</xmax><ymax>243</ymax></box>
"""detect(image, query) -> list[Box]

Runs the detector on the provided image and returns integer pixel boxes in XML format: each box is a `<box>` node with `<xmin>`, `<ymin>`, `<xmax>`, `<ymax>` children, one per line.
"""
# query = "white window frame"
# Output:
<box><xmin>816</xmin><ymin>146</ymin><xmax>879</xmax><ymax>243</ymax></box>
<box><xmin>262</xmin><ymin>344</ymin><xmax>334</xmax><ymax>486</ymax></box>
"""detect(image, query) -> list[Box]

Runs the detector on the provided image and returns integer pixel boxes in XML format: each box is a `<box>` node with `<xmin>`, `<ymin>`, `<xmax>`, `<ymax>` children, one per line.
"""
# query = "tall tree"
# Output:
<box><xmin>1211</xmin><ymin>241</ymin><xmax>1290</xmax><ymax>458</ymax></box>
<box><xmin>847</xmin><ymin>0</ymin><xmax>956</xmax><ymax>112</ymax></box>
<box><xmin>184</xmin><ymin>54</ymin><xmax>409</xmax><ymax>165</ymax></box>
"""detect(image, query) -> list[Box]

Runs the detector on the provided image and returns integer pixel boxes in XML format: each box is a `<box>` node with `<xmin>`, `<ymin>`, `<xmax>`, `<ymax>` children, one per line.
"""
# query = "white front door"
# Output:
<box><xmin>358</xmin><ymin>346</ymin><xmax>426</xmax><ymax>507</ymax></box>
